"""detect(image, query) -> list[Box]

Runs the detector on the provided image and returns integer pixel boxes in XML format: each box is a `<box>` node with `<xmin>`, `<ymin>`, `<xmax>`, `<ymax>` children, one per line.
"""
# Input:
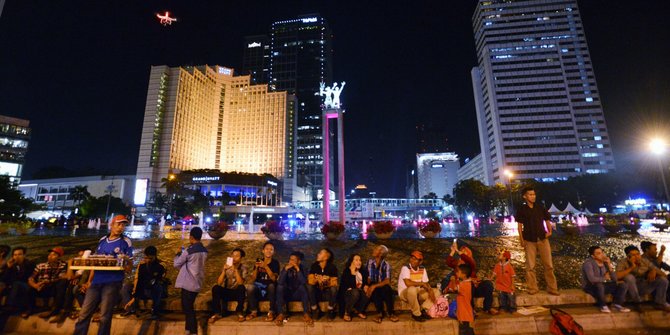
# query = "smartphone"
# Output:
<box><xmin>453</xmin><ymin>238</ymin><xmax>457</xmax><ymax>244</ymax></box>
<box><xmin>226</xmin><ymin>257</ymin><xmax>233</xmax><ymax>267</ymax></box>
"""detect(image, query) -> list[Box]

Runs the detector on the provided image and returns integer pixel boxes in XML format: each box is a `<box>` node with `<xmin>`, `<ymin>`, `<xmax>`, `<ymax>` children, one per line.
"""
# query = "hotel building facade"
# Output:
<box><xmin>135</xmin><ymin>65</ymin><xmax>297</xmax><ymax>205</ymax></box>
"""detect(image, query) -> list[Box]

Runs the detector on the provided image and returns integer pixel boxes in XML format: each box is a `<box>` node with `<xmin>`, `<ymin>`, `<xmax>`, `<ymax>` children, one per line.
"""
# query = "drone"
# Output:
<box><xmin>156</xmin><ymin>11</ymin><xmax>177</xmax><ymax>26</ymax></box>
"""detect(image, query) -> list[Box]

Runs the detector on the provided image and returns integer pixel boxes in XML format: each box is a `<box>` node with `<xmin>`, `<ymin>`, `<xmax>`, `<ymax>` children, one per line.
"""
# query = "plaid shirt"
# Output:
<box><xmin>32</xmin><ymin>260</ymin><xmax>67</xmax><ymax>283</ymax></box>
<box><xmin>366</xmin><ymin>258</ymin><xmax>391</xmax><ymax>284</ymax></box>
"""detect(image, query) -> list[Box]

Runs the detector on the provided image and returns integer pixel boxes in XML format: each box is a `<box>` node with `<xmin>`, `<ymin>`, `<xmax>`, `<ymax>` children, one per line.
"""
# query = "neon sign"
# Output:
<box><xmin>247</xmin><ymin>42</ymin><xmax>262</xmax><ymax>48</ymax></box>
<box><xmin>302</xmin><ymin>17</ymin><xmax>317</xmax><ymax>23</ymax></box>
<box><xmin>218</xmin><ymin>67</ymin><xmax>232</xmax><ymax>75</ymax></box>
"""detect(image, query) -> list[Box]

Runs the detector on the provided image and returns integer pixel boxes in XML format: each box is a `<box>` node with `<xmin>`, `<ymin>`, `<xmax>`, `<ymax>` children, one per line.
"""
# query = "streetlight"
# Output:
<box><xmin>650</xmin><ymin>138</ymin><xmax>670</xmax><ymax>211</ymax></box>
<box><xmin>503</xmin><ymin>169</ymin><xmax>514</xmax><ymax>216</ymax></box>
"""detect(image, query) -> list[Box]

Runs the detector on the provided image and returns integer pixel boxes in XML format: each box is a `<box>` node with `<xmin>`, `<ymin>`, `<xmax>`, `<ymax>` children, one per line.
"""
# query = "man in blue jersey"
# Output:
<box><xmin>174</xmin><ymin>227</ymin><xmax>208</xmax><ymax>335</ymax></box>
<box><xmin>73</xmin><ymin>215</ymin><xmax>133</xmax><ymax>335</ymax></box>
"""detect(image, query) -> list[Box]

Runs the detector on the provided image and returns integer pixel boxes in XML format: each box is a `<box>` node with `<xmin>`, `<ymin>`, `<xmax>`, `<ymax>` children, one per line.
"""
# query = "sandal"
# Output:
<box><xmin>357</xmin><ymin>312</ymin><xmax>367</xmax><ymax>319</ymax></box>
<box><xmin>274</xmin><ymin>313</ymin><xmax>286</xmax><ymax>327</ymax></box>
<box><xmin>343</xmin><ymin>313</ymin><xmax>352</xmax><ymax>322</ymax></box>
<box><xmin>237</xmin><ymin>314</ymin><xmax>246</xmax><ymax>322</ymax></box>
<box><xmin>246</xmin><ymin>311</ymin><xmax>258</xmax><ymax>321</ymax></box>
<box><xmin>303</xmin><ymin>313</ymin><xmax>314</xmax><ymax>326</ymax></box>
<box><xmin>265</xmin><ymin>311</ymin><xmax>275</xmax><ymax>321</ymax></box>
<box><xmin>208</xmin><ymin>314</ymin><xmax>222</xmax><ymax>324</ymax></box>
<box><xmin>20</xmin><ymin>311</ymin><xmax>31</xmax><ymax>319</ymax></box>
<box><xmin>373</xmin><ymin>316</ymin><xmax>383</xmax><ymax>324</ymax></box>
<box><xmin>389</xmin><ymin>314</ymin><xmax>399</xmax><ymax>322</ymax></box>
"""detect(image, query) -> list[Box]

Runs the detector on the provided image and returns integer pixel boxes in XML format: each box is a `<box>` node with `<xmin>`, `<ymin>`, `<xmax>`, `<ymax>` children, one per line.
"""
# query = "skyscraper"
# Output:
<box><xmin>0</xmin><ymin>115</ymin><xmax>30</xmax><ymax>184</ymax></box>
<box><xmin>471</xmin><ymin>0</ymin><xmax>615</xmax><ymax>185</ymax></box>
<box><xmin>416</xmin><ymin>153</ymin><xmax>460</xmax><ymax>198</ymax></box>
<box><xmin>242</xmin><ymin>35</ymin><xmax>270</xmax><ymax>85</ymax></box>
<box><xmin>135</xmin><ymin>65</ymin><xmax>296</xmax><ymax>204</ymax></box>
<box><xmin>244</xmin><ymin>14</ymin><xmax>333</xmax><ymax>199</ymax></box>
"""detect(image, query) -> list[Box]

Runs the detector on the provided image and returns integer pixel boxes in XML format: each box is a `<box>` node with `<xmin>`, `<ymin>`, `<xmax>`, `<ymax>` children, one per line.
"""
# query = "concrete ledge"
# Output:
<box><xmin>163</xmin><ymin>289</ymin><xmax>604</xmax><ymax>312</ymax></box>
<box><xmin>3</xmin><ymin>305</ymin><xmax>670</xmax><ymax>335</ymax></box>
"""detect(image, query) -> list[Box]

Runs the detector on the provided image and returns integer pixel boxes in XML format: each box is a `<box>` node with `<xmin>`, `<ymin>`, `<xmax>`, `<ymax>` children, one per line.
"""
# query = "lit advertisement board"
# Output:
<box><xmin>134</xmin><ymin>179</ymin><xmax>149</xmax><ymax>206</ymax></box>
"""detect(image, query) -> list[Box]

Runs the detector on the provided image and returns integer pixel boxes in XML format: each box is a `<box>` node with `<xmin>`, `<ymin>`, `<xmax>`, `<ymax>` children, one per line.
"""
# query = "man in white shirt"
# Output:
<box><xmin>397</xmin><ymin>250</ymin><xmax>438</xmax><ymax>322</ymax></box>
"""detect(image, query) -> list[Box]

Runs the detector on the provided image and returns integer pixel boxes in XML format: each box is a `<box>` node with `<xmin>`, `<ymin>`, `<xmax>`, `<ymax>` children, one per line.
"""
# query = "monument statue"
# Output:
<box><xmin>316</xmin><ymin>81</ymin><xmax>346</xmax><ymax>109</ymax></box>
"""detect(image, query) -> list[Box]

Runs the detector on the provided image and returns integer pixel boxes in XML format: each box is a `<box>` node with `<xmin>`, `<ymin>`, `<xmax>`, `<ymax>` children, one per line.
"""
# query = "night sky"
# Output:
<box><xmin>1</xmin><ymin>1</ymin><xmax>669</xmax><ymax>197</ymax></box>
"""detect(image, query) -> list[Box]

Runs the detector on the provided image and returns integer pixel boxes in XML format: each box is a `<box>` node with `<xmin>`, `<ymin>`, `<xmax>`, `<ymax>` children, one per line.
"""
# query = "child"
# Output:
<box><xmin>491</xmin><ymin>250</ymin><xmax>516</xmax><ymax>313</ymax></box>
<box><xmin>456</xmin><ymin>263</ymin><xmax>475</xmax><ymax>335</ymax></box>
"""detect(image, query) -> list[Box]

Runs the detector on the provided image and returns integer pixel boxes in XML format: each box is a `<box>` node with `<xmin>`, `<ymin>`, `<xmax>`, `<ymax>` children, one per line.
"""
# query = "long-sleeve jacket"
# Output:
<box><xmin>174</xmin><ymin>242</ymin><xmax>208</xmax><ymax>292</ymax></box>
<box><xmin>580</xmin><ymin>257</ymin><xmax>615</xmax><ymax>289</ymax></box>
<box><xmin>278</xmin><ymin>263</ymin><xmax>307</xmax><ymax>291</ymax></box>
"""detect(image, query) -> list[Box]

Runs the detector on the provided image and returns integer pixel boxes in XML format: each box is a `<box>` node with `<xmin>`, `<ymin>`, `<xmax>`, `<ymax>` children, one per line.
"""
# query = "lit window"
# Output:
<box><xmin>585</xmin><ymin>97</ymin><xmax>593</xmax><ymax>102</ymax></box>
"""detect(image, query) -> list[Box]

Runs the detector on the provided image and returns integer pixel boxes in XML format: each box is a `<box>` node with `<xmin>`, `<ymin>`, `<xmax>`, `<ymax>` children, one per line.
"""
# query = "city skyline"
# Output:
<box><xmin>0</xmin><ymin>1</ymin><xmax>669</xmax><ymax>197</ymax></box>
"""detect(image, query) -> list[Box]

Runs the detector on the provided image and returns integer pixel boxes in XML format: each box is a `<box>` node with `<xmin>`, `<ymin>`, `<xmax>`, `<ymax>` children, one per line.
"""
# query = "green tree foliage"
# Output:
<box><xmin>0</xmin><ymin>176</ymin><xmax>38</xmax><ymax>219</ymax></box>
<box><xmin>453</xmin><ymin>179</ymin><xmax>492</xmax><ymax>216</ymax></box>
<box><xmin>79</xmin><ymin>195</ymin><xmax>129</xmax><ymax>218</ymax></box>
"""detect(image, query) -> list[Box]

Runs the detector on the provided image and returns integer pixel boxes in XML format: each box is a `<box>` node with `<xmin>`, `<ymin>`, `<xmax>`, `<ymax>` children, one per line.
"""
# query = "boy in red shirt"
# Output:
<box><xmin>456</xmin><ymin>263</ymin><xmax>475</xmax><ymax>335</ymax></box>
<box><xmin>491</xmin><ymin>250</ymin><xmax>516</xmax><ymax>313</ymax></box>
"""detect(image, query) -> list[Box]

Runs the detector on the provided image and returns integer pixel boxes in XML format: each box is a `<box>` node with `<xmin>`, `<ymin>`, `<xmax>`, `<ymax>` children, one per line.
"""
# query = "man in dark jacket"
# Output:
<box><xmin>1</xmin><ymin>246</ymin><xmax>35</xmax><ymax>314</ymax></box>
<box><xmin>275</xmin><ymin>251</ymin><xmax>313</xmax><ymax>326</ymax></box>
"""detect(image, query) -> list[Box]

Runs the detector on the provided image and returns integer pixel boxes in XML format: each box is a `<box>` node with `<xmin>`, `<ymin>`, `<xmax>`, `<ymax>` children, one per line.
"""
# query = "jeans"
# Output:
<box><xmin>343</xmin><ymin>288</ymin><xmax>369</xmax><ymax>314</ymax></box>
<box><xmin>212</xmin><ymin>285</ymin><xmax>246</xmax><ymax>315</ymax></box>
<box><xmin>364</xmin><ymin>284</ymin><xmax>395</xmax><ymax>316</ymax></box>
<box><xmin>474</xmin><ymin>280</ymin><xmax>495</xmax><ymax>311</ymax></box>
<box><xmin>121</xmin><ymin>281</ymin><xmax>164</xmax><ymax>315</ymax></box>
<box><xmin>623</xmin><ymin>274</ymin><xmax>669</xmax><ymax>305</ymax></box>
<box><xmin>498</xmin><ymin>291</ymin><xmax>517</xmax><ymax>312</ymax></box>
<box><xmin>29</xmin><ymin>279</ymin><xmax>68</xmax><ymax>312</ymax></box>
<box><xmin>246</xmin><ymin>282</ymin><xmax>276</xmax><ymax>313</ymax></box>
<box><xmin>459</xmin><ymin>321</ymin><xmax>475</xmax><ymax>335</ymax></box>
<box><xmin>73</xmin><ymin>281</ymin><xmax>122</xmax><ymax>335</ymax></box>
<box><xmin>524</xmin><ymin>239</ymin><xmax>559</xmax><ymax>294</ymax></box>
<box><xmin>63</xmin><ymin>283</ymin><xmax>86</xmax><ymax>312</ymax></box>
<box><xmin>181</xmin><ymin>289</ymin><xmax>198</xmax><ymax>335</ymax></box>
<box><xmin>584</xmin><ymin>281</ymin><xmax>627</xmax><ymax>307</ymax></box>
<box><xmin>276</xmin><ymin>283</ymin><xmax>310</xmax><ymax>314</ymax></box>
<box><xmin>5</xmin><ymin>281</ymin><xmax>30</xmax><ymax>310</ymax></box>
<box><xmin>307</xmin><ymin>284</ymin><xmax>337</xmax><ymax>310</ymax></box>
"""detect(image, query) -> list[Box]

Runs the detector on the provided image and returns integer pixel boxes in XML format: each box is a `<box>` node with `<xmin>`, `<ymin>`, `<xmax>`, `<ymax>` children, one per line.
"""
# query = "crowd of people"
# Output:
<box><xmin>0</xmin><ymin>187</ymin><xmax>670</xmax><ymax>335</ymax></box>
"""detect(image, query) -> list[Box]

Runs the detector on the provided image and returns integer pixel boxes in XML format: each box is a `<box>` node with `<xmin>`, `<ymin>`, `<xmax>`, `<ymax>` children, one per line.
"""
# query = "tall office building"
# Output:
<box><xmin>416</xmin><ymin>153</ymin><xmax>460</xmax><ymax>198</ymax></box>
<box><xmin>0</xmin><ymin>115</ymin><xmax>30</xmax><ymax>184</ymax></box>
<box><xmin>135</xmin><ymin>65</ymin><xmax>296</xmax><ymax>204</ymax></box>
<box><xmin>243</xmin><ymin>14</ymin><xmax>333</xmax><ymax>199</ymax></box>
<box><xmin>242</xmin><ymin>35</ymin><xmax>270</xmax><ymax>85</ymax></box>
<box><xmin>471</xmin><ymin>0</ymin><xmax>614</xmax><ymax>185</ymax></box>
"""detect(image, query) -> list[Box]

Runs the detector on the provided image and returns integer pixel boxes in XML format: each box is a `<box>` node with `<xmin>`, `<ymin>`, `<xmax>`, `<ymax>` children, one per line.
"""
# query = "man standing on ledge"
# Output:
<box><xmin>515</xmin><ymin>187</ymin><xmax>559</xmax><ymax>296</ymax></box>
<box><xmin>74</xmin><ymin>215</ymin><xmax>133</xmax><ymax>335</ymax></box>
<box><xmin>174</xmin><ymin>227</ymin><xmax>208</xmax><ymax>335</ymax></box>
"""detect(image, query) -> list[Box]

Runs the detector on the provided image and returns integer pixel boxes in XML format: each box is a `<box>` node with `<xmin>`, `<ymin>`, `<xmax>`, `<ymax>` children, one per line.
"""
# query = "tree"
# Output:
<box><xmin>0</xmin><ymin>176</ymin><xmax>39</xmax><ymax>219</ymax></box>
<box><xmin>79</xmin><ymin>195</ymin><xmax>129</xmax><ymax>218</ymax></box>
<box><xmin>453</xmin><ymin>179</ymin><xmax>492</xmax><ymax>217</ymax></box>
<box><xmin>422</xmin><ymin>192</ymin><xmax>438</xmax><ymax>199</ymax></box>
<box><xmin>442</xmin><ymin>194</ymin><xmax>455</xmax><ymax>205</ymax></box>
<box><xmin>69</xmin><ymin>185</ymin><xmax>91</xmax><ymax>208</ymax></box>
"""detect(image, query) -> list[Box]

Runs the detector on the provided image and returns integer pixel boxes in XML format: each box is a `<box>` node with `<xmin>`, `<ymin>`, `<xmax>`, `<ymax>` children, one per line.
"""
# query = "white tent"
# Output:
<box><xmin>563</xmin><ymin>203</ymin><xmax>581</xmax><ymax>214</ymax></box>
<box><xmin>583</xmin><ymin>208</ymin><xmax>594</xmax><ymax>216</ymax></box>
<box><xmin>548</xmin><ymin>204</ymin><xmax>562</xmax><ymax>214</ymax></box>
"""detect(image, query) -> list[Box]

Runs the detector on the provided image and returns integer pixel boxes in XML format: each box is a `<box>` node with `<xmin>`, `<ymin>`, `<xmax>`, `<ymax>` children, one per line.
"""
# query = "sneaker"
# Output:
<box><xmin>411</xmin><ymin>314</ymin><xmax>425</xmax><ymax>322</ymax></box>
<box><xmin>613</xmin><ymin>304</ymin><xmax>631</xmax><ymax>313</ymax></box>
<box><xmin>600</xmin><ymin>306</ymin><xmax>611</xmax><ymax>313</ymax></box>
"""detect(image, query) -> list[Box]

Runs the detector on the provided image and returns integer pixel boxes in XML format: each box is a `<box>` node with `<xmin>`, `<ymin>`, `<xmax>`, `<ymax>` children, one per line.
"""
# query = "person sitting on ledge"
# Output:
<box><xmin>0</xmin><ymin>246</ymin><xmax>35</xmax><ymax>315</ymax></box>
<box><xmin>338</xmin><ymin>253</ymin><xmax>368</xmax><ymax>321</ymax></box>
<box><xmin>398</xmin><ymin>250</ymin><xmax>438</xmax><ymax>322</ymax></box>
<box><xmin>121</xmin><ymin>245</ymin><xmax>166</xmax><ymax>319</ymax></box>
<box><xmin>307</xmin><ymin>248</ymin><xmax>338</xmax><ymax>321</ymax></box>
<box><xmin>363</xmin><ymin>245</ymin><xmax>399</xmax><ymax>323</ymax></box>
<box><xmin>209</xmin><ymin>248</ymin><xmax>248</xmax><ymax>323</ymax></box>
<box><xmin>28</xmin><ymin>247</ymin><xmax>68</xmax><ymax>320</ymax></box>
<box><xmin>245</xmin><ymin>241</ymin><xmax>280</xmax><ymax>321</ymax></box>
<box><xmin>442</xmin><ymin>240</ymin><xmax>499</xmax><ymax>315</ymax></box>
<box><xmin>640</xmin><ymin>240</ymin><xmax>670</xmax><ymax>303</ymax></box>
<box><xmin>616</xmin><ymin>245</ymin><xmax>670</xmax><ymax>312</ymax></box>
<box><xmin>581</xmin><ymin>245</ymin><xmax>630</xmax><ymax>313</ymax></box>
<box><xmin>275</xmin><ymin>251</ymin><xmax>312</xmax><ymax>327</ymax></box>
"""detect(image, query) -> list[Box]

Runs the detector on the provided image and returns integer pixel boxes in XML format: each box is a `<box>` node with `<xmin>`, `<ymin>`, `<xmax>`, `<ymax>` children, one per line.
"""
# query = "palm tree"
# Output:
<box><xmin>69</xmin><ymin>185</ymin><xmax>90</xmax><ymax>209</ymax></box>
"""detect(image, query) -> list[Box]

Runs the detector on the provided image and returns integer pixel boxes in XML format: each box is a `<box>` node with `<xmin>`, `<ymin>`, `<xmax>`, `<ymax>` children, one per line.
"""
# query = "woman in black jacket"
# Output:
<box><xmin>338</xmin><ymin>253</ymin><xmax>369</xmax><ymax>321</ymax></box>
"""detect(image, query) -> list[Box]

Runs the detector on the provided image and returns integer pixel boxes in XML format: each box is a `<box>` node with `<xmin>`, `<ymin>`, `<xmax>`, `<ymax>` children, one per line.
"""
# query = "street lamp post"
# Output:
<box><xmin>650</xmin><ymin>138</ymin><xmax>670</xmax><ymax>211</ymax></box>
<box><xmin>503</xmin><ymin>169</ymin><xmax>514</xmax><ymax>216</ymax></box>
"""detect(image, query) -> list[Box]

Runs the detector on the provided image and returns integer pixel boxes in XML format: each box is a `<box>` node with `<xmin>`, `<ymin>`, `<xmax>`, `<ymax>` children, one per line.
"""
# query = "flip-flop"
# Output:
<box><xmin>274</xmin><ymin>314</ymin><xmax>285</xmax><ymax>326</ymax></box>
<box><xmin>373</xmin><ymin>316</ymin><xmax>383</xmax><ymax>323</ymax></box>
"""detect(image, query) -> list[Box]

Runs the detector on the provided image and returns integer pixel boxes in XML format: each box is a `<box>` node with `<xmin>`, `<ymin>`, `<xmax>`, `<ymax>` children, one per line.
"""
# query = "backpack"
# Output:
<box><xmin>549</xmin><ymin>308</ymin><xmax>584</xmax><ymax>335</ymax></box>
<box><xmin>427</xmin><ymin>295</ymin><xmax>450</xmax><ymax>318</ymax></box>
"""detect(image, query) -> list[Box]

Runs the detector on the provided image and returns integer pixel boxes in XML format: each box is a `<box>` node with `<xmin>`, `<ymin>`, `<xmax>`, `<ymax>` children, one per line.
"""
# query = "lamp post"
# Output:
<box><xmin>503</xmin><ymin>169</ymin><xmax>514</xmax><ymax>216</ymax></box>
<box><xmin>650</xmin><ymin>138</ymin><xmax>670</xmax><ymax>211</ymax></box>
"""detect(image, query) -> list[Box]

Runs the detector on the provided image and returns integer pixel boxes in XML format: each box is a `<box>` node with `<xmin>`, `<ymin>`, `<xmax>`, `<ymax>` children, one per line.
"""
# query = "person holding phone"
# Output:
<box><xmin>245</xmin><ymin>242</ymin><xmax>280</xmax><ymax>321</ymax></box>
<box><xmin>210</xmin><ymin>248</ymin><xmax>248</xmax><ymax>323</ymax></box>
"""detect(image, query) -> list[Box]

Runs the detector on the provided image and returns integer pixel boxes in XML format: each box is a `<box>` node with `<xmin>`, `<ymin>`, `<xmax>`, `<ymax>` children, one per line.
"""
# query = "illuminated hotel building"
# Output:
<box><xmin>135</xmin><ymin>65</ymin><xmax>296</xmax><ymax>205</ymax></box>
<box><xmin>471</xmin><ymin>0</ymin><xmax>615</xmax><ymax>185</ymax></box>
<box><xmin>416</xmin><ymin>153</ymin><xmax>460</xmax><ymax>198</ymax></box>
